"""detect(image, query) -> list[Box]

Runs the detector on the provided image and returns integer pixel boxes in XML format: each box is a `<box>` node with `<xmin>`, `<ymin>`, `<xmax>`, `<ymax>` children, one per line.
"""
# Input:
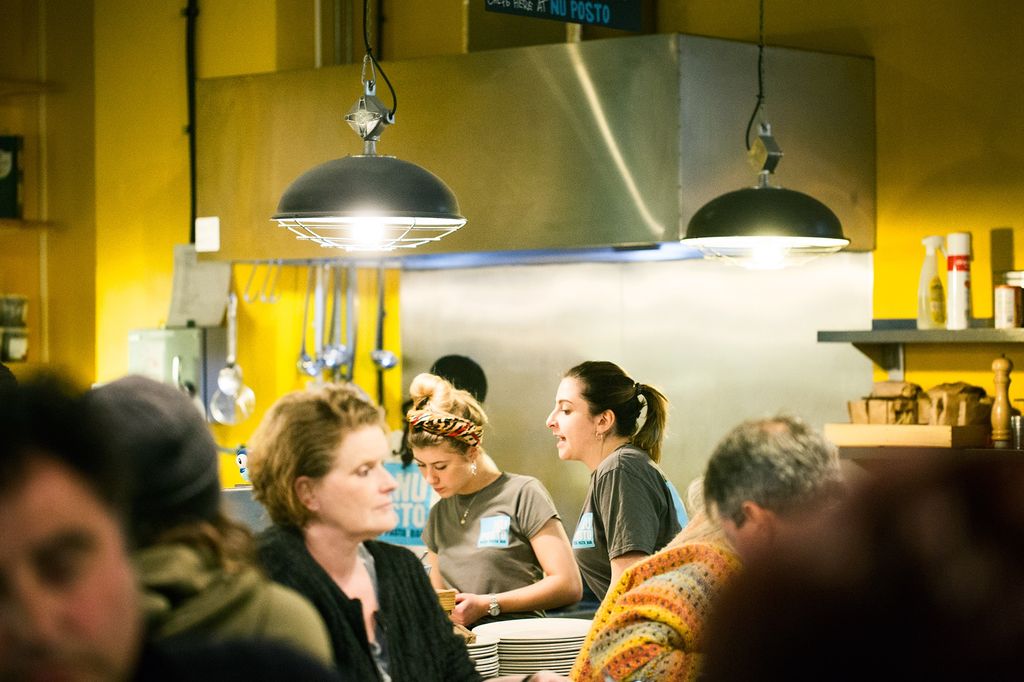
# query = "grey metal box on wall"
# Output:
<box><xmin>127</xmin><ymin>327</ymin><xmax>227</xmax><ymax>421</ymax></box>
<box><xmin>197</xmin><ymin>34</ymin><xmax>874</xmax><ymax>261</ymax></box>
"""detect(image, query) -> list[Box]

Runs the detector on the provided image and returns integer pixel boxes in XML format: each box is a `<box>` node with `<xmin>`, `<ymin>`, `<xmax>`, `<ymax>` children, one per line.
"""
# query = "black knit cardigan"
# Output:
<box><xmin>257</xmin><ymin>526</ymin><xmax>481</xmax><ymax>682</ymax></box>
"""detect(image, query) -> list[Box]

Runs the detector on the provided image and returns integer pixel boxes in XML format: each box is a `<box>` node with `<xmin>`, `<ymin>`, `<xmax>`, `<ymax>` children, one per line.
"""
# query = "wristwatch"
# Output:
<box><xmin>488</xmin><ymin>595</ymin><xmax>501</xmax><ymax>617</ymax></box>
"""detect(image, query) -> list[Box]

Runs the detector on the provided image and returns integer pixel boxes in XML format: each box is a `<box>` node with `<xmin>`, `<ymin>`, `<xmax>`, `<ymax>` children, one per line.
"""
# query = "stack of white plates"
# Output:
<box><xmin>466</xmin><ymin>635</ymin><xmax>500</xmax><ymax>679</ymax></box>
<box><xmin>471</xmin><ymin>617</ymin><xmax>592</xmax><ymax>677</ymax></box>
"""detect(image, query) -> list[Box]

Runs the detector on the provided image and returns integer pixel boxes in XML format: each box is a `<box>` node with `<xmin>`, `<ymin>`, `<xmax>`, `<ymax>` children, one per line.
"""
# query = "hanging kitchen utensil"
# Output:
<box><xmin>171</xmin><ymin>354</ymin><xmax>206</xmax><ymax>416</ymax></box>
<box><xmin>321</xmin><ymin>264</ymin><xmax>348</xmax><ymax>378</ymax></box>
<box><xmin>342</xmin><ymin>262</ymin><xmax>358</xmax><ymax>382</ymax></box>
<box><xmin>260</xmin><ymin>260</ymin><xmax>282</xmax><ymax>303</ymax></box>
<box><xmin>297</xmin><ymin>265</ymin><xmax>324</xmax><ymax>377</ymax></box>
<box><xmin>370</xmin><ymin>262</ymin><xmax>398</xmax><ymax>406</ymax></box>
<box><xmin>312</xmin><ymin>264</ymin><xmax>327</xmax><ymax>372</ymax></box>
<box><xmin>243</xmin><ymin>261</ymin><xmax>282</xmax><ymax>304</ymax></box>
<box><xmin>336</xmin><ymin>264</ymin><xmax>354</xmax><ymax>375</ymax></box>
<box><xmin>210</xmin><ymin>292</ymin><xmax>256</xmax><ymax>424</ymax></box>
<box><xmin>242</xmin><ymin>264</ymin><xmax>261</xmax><ymax>303</ymax></box>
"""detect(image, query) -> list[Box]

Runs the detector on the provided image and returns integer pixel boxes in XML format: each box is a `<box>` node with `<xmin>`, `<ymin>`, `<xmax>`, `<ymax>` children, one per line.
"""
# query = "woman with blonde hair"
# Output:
<box><xmin>248</xmin><ymin>383</ymin><xmax>480</xmax><ymax>681</ymax></box>
<box><xmin>407</xmin><ymin>373</ymin><xmax>582</xmax><ymax>627</ymax></box>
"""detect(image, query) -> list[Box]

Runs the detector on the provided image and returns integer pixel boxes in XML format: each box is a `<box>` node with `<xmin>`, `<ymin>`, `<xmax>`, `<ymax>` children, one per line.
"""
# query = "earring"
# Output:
<box><xmin>470</xmin><ymin>461</ymin><xmax>478</xmax><ymax>476</ymax></box>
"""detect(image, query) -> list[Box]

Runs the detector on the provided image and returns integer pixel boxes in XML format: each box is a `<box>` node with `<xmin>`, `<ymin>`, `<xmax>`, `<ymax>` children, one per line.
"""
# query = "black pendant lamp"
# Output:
<box><xmin>682</xmin><ymin>0</ymin><xmax>848</xmax><ymax>269</ymax></box>
<box><xmin>273</xmin><ymin>1</ymin><xmax>466</xmax><ymax>252</ymax></box>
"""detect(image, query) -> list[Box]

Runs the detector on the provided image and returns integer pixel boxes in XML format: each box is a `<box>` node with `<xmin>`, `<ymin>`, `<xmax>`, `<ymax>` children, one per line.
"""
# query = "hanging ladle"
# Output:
<box><xmin>320</xmin><ymin>264</ymin><xmax>349</xmax><ymax>378</ymax></box>
<box><xmin>210</xmin><ymin>292</ymin><xmax>256</xmax><ymax>424</ymax></box>
<box><xmin>297</xmin><ymin>265</ymin><xmax>324</xmax><ymax>377</ymax></box>
<box><xmin>370</xmin><ymin>262</ymin><xmax>398</xmax><ymax>405</ymax></box>
<box><xmin>342</xmin><ymin>262</ymin><xmax>358</xmax><ymax>382</ymax></box>
<box><xmin>260</xmin><ymin>260</ymin><xmax>282</xmax><ymax>303</ymax></box>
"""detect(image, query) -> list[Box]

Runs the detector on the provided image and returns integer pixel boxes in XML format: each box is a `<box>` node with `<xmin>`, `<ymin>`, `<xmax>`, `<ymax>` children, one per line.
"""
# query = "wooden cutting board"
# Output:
<box><xmin>824</xmin><ymin>423</ymin><xmax>990</xmax><ymax>448</ymax></box>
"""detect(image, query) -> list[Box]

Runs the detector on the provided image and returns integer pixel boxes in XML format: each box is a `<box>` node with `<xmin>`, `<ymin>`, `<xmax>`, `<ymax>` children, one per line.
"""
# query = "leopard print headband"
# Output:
<box><xmin>406</xmin><ymin>409</ymin><xmax>483</xmax><ymax>447</ymax></box>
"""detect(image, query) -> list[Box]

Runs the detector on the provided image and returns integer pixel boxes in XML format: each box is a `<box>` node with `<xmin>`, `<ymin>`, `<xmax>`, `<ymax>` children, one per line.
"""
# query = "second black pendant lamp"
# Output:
<box><xmin>273</xmin><ymin>0</ymin><xmax>466</xmax><ymax>252</ymax></box>
<box><xmin>682</xmin><ymin>0</ymin><xmax>848</xmax><ymax>269</ymax></box>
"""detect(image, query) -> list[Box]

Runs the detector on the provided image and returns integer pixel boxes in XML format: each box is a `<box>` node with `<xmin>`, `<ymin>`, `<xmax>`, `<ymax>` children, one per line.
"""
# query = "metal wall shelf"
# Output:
<box><xmin>817</xmin><ymin>319</ymin><xmax>1024</xmax><ymax>379</ymax></box>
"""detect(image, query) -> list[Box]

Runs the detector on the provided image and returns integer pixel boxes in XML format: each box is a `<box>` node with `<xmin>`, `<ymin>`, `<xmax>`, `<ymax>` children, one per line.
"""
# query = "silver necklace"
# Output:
<box><xmin>456</xmin><ymin>492</ymin><xmax>479</xmax><ymax>525</ymax></box>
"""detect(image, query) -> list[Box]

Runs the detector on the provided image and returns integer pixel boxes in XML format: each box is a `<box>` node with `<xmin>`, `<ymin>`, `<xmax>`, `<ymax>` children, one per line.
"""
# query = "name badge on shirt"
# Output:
<box><xmin>572</xmin><ymin>512</ymin><xmax>596</xmax><ymax>549</ymax></box>
<box><xmin>477</xmin><ymin>514</ymin><xmax>511</xmax><ymax>547</ymax></box>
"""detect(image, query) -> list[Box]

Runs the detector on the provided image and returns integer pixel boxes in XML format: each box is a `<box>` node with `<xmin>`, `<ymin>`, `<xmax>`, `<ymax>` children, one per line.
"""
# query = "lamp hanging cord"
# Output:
<box><xmin>362</xmin><ymin>0</ymin><xmax>397</xmax><ymax>121</ymax></box>
<box><xmin>744</xmin><ymin>0</ymin><xmax>767</xmax><ymax>151</ymax></box>
<box><xmin>183</xmin><ymin>0</ymin><xmax>200</xmax><ymax>242</ymax></box>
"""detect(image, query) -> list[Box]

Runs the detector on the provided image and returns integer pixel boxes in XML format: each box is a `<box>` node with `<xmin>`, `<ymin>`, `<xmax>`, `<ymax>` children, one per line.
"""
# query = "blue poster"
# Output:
<box><xmin>377</xmin><ymin>461</ymin><xmax>438</xmax><ymax>546</ymax></box>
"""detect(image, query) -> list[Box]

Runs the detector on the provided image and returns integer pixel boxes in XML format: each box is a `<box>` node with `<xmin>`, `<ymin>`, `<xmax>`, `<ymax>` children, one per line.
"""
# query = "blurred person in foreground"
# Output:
<box><xmin>85</xmin><ymin>375</ymin><xmax>333</xmax><ymax>664</ymax></box>
<box><xmin>572</xmin><ymin>415</ymin><xmax>843</xmax><ymax>682</ymax></box>
<box><xmin>0</xmin><ymin>375</ymin><xmax>342</xmax><ymax>682</ymax></box>
<box><xmin>702</xmin><ymin>453</ymin><xmax>1024</xmax><ymax>681</ymax></box>
<box><xmin>248</xmin><ymin>382</ymin><xmax>484</xmax><ymax>681</ymax></box>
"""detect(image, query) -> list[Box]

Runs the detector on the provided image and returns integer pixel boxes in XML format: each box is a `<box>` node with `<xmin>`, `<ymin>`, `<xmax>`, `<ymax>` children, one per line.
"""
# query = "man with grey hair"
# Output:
<box><xmin>703</xmin><ymin>414</ymin><xmax>844</xmax><ymax>562</ymax></box>
<box><xmin>570</xmin><ymin>415</ymin><xmax>842</xmax><ymax>681</ymax></box>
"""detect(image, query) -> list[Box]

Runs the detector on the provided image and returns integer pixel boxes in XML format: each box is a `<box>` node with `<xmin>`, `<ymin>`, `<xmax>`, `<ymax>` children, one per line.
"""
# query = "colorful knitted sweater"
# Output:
<box><xmin>571</xmin><ymin>536</ymin><xmax>741</xmax><ymax>681</ymax></box>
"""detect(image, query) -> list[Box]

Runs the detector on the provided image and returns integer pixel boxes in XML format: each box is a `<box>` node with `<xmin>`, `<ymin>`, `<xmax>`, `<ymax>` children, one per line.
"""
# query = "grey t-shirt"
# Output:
<box><xmin>571</xmin><ymin>445</ymin><xmax>683</xmax><ymax>598</ymax></box>
<box><xmin>423</xmin><ymin>472</ymin><xmax>560</xmax><ymax>601</ymax></box>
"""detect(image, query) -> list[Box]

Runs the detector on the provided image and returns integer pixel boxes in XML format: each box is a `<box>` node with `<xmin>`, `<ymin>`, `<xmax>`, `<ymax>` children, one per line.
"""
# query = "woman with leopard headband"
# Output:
<box><xmin>407</xmin><ymin>373</ymin><xmax>582</xmax><ymax>628</ymax></box>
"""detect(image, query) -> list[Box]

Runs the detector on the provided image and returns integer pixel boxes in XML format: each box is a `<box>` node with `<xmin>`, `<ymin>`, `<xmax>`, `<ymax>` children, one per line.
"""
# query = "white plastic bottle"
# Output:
<box><xmin>946</xmin><ymin>232</ymin><xmax>972</xmax><ymax>330</ymax></box>
<box><xmin>917</xmin><ymin>236</ymin><xmax>946</xmax><ymax>329</ymax></box>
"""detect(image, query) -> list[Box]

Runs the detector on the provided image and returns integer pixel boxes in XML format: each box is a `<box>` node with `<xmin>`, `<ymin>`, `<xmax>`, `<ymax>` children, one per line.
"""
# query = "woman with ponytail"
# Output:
<box><xmin>546</xmin><ymin>361</ymin><xmax>685</xmax><ymax>598</ymax></box>
<box><xmin>407</xmin><ymin>373</ymin><xmax>582</xmax><ymax>628</ymax></box>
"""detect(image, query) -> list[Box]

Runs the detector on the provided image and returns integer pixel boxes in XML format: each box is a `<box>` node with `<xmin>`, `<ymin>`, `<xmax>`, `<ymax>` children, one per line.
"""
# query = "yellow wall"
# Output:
<box><xmin>95</xmin><ymin>0</ymin><xmax>187</xmax><ymax>383</ymax></box>
<box><xmin>44</xmin><ymin>0</ymin><xmax>97</xmax><ymax>385</ymax></box>
<box><xmin>8</xmin><ymin>0</ymin><xmax>1024</xmax><ymax>483</ymax></box>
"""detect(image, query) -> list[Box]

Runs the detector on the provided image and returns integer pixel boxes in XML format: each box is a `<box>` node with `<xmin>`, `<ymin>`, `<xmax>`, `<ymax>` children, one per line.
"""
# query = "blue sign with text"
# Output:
<box><xmin>377</xmin><ymin>461</ymin><xmax>438</xmax><ymax>546</ymax></box>
<box><xmin>484</xmin><ymin>0</ymin><xmax>642</xmax><ymax>32</ymax></box>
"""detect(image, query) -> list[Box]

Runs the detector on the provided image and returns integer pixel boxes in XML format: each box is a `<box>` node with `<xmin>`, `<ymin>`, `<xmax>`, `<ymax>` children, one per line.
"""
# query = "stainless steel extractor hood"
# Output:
<box><xmin>196</xmin><ymin>33</ymin><xmax>874</xmax><ymax>263</ymax></box>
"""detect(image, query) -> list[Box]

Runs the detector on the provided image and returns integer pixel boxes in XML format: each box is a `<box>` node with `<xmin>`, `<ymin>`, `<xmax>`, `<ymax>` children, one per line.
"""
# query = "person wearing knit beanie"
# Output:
<box><xmin>84</xmin><ymin>374</ymin><xmax>335</xmax><ymax>665</ymax></box>
<box><xmin>87</xmin><ymin>375</ymin><xmax>221</xmax><ymax>546</ymax></box>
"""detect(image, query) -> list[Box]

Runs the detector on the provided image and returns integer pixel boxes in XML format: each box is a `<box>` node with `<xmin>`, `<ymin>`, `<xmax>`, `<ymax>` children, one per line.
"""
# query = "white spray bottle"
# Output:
<box><xmin>946</xmin><ymin>232</ymin><xmax>973</xmax><ymax>330</ymax></box>
<box><xmin>917</xmin><ymin>236</ymin><xmax>946</xmax><ymax>329</ymax></box>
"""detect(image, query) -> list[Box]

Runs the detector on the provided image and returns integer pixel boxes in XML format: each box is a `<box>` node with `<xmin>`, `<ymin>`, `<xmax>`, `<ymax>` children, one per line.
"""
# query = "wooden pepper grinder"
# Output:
<box><xmin>991</xmin><ymin>355</ymin><xmax>1013</xmax><ymax>448</ymax></box>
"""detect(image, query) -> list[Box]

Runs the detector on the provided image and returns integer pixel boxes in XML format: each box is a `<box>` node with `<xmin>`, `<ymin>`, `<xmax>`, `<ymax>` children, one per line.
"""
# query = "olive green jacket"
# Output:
<box><xmin>136</xmin><ymin>542</ymin><xmax>334</xmax><ymax>666</ymax></box>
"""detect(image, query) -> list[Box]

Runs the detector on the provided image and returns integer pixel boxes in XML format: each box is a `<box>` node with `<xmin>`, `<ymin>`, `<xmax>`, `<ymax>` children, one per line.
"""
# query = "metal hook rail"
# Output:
<box><xmin>242</xmin><ymin>261</ymin><xmax>283</xmax><ymax>303</ymax></box>
<box><xmin>261</xmin><ymin>261</ymin><xmax>282</xmax><ymax>302</ymax></box>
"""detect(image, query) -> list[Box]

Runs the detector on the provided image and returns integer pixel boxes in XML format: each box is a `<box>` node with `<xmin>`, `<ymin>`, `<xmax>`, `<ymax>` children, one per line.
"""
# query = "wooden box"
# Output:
<box><xmin>824</xmin><ymin>423</ymin><xmax>990</xmax><ymax>448</ymax></box>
